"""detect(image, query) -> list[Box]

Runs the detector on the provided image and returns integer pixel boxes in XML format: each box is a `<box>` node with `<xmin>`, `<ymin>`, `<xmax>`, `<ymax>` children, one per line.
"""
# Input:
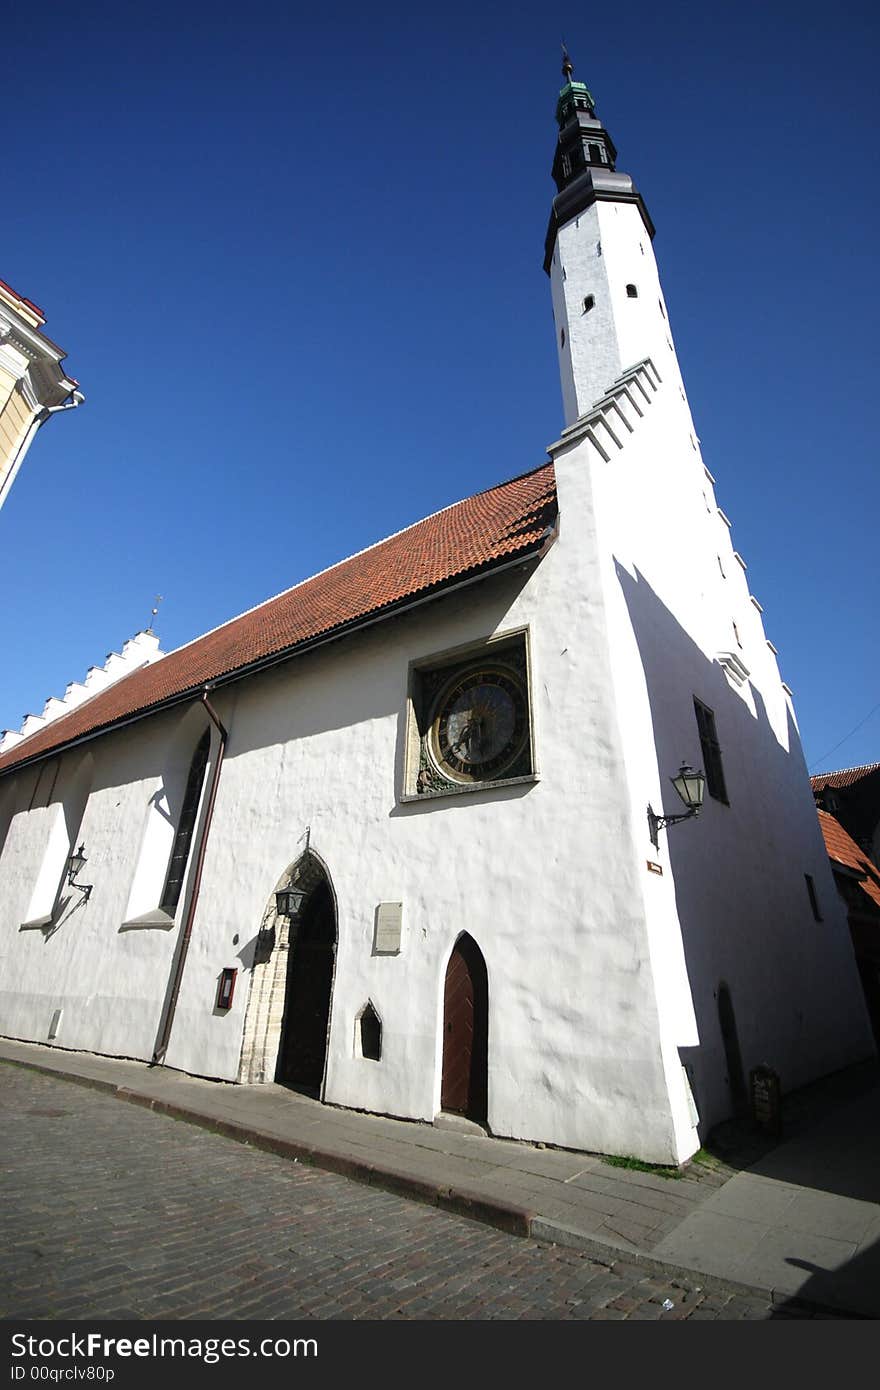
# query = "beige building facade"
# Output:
<box><xmin>0</xmin><ymin>278</ymin><xmax>82</xmax><ymax>511</ymax></box>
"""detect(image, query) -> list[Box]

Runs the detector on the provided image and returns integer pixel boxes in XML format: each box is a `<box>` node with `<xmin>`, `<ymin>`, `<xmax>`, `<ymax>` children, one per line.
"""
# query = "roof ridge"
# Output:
<box><xmin>811</xmin><ymin>760</ymin><xmax>880</xmax><ymax>785</ymax></box>
<box><xmin>159</xmin><ymin>461</ymin><xmax>555</xmax><ymax>667</ymax></box>
<box><xmin>0</xmin><ymin>461</ymin><xmax>557</xmax><ymax>775</ymax></box>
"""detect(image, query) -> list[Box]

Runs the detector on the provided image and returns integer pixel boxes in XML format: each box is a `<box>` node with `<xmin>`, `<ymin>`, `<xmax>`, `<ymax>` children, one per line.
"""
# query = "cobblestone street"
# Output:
<box><xmin>0</xmin><ymin>1064</ymin><xmax>832</xmax><ymax>1321</ymax></box>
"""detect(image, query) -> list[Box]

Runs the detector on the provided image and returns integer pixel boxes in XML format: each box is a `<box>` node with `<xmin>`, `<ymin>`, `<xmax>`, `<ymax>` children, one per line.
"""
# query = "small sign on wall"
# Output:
<box><xmin>216</xmin><ymin>967</ymin><xmax>237</xmax><ymax>1011</ymax></box>
<box><xmin>750</xmin><ymin>1064</ymin><xmax>782</xmax><ymax>1136</ymax></box>
<box><xmin>373</xmin><ymin>902</ymin><xmax>403</xmax><ymax>955</ymax></box>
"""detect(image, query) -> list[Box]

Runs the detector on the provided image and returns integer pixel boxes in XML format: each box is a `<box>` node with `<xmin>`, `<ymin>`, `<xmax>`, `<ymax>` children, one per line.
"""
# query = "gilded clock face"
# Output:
<box><xmin>430</xmin><ymin>666</ymin><xmax>529</xmax><ymax>783</ymax></box>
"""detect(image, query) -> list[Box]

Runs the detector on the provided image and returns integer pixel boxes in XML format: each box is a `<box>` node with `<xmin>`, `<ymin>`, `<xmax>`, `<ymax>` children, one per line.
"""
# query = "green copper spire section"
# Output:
<box><xmin>555</xmin><ymin>48</ymin><xmax>595</xmax><ymax>127</ymax></box>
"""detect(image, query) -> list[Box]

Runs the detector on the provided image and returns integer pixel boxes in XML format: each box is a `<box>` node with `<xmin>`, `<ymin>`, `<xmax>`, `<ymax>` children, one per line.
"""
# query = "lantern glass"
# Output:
<box><xmin>671</xmin><ymin>765</ymin><xmax>705</xmax><ymax>812</ymax></box>
<box><xmin>68</xmin><ymin>845</ymin><xmax>88</xmax><ymax>878</ymax></box>
<box><xmin>276</xmin><ymin>885</ymin><xmax>307</xmax><ymax>918</ymax></box>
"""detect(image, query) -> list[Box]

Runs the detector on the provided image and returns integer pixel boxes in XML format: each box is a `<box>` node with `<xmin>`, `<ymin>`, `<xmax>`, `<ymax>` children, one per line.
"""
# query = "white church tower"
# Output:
<box><xmin>541</xmin><ymin>52</ymin><xmax>873</xmax><ymax>1146</ymax></box>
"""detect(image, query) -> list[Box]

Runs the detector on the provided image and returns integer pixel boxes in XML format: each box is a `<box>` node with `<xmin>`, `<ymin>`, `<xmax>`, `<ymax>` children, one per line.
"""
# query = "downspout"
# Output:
<box><xmin>152</xmin><ymin>688</ymin><xmax>227</xmax><ymax>1065</ymax></box>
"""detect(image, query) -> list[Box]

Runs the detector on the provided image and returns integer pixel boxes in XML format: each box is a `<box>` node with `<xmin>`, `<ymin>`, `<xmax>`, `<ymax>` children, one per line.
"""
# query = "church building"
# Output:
<box><xmin>0</xmin><ymin>60</ymin><xmax>871</xmax><ymax>1165</ymax></box>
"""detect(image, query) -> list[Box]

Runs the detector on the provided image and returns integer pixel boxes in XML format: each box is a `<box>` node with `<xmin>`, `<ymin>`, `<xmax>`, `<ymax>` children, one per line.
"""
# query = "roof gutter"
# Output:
<box><xmin>151</xmin><ymin>689</ymin><xmax>227</xmax><ymax>1066</ymax></box>
<box><xmin>0</xmin><ymin>532</ymin><xmax>556</xmax><ymax>780</ymax></box>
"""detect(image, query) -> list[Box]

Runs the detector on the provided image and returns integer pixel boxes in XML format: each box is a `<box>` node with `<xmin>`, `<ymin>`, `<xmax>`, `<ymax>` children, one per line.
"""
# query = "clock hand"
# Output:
<box><xmin>451</xmin><ymin>719</ymin><xmax>475</xmax><ymax>754</ymax></box>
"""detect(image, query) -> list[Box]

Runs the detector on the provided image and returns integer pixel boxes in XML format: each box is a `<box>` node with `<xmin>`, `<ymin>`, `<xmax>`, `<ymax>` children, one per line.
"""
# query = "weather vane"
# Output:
<box><xmin>147</xmin><ymin>594</ymin><xmax>163</xmax><ymax>633</ymax></box>
<box><xmin>561</xmin><ymin>41</ymin><xmax>574</xmax><ymax>81</ymax></box>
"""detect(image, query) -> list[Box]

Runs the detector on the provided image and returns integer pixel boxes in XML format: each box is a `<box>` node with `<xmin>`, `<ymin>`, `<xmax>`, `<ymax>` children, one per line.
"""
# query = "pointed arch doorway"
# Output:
<box><xmin>441</xmin><ymin>934</ymin><xmax>488</xmax><ymax>1122</ymax></box>
<box><xmin>277</xmin><ymin>865</ymin><xmax>337</xmax><ymax>1094</ymax></box>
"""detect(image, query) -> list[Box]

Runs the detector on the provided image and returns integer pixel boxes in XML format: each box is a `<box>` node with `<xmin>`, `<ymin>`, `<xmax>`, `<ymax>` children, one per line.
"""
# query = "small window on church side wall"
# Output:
<box><xmin>626</xmin><ymin>283</ymin><xmax>639</xmax><ymax>298</ymax></box>
<box><xmin>560</xmin><ymin>327</ymin><xmax>565</xmax><ymax>348</ymax></box>
<box><xmin>583</xmin><ymin>294</ymin><xmax>595</xmax><ymax>313</ymax></box>
<box><xmin>694</xmin><ymin>698</ymin><xmax>728</xmax><ymax>805</ymax></box>
<box><xmin>359</xmin><ymin>1003</ymin><xmax>382</xmax><ymax>1061</ymax></box>
<box><xmin>805</xmin><ymin>874</ymin><xmax>822</xmax><ymax>922</ymax></box>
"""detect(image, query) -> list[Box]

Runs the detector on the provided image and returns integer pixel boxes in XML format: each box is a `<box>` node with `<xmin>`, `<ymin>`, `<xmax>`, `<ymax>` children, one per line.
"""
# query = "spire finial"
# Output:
<box><xmin>561</xmin><ymin>42</ymin><xmax>574</xmax><ymax>83</ymax></box>
<box><xmin>147</xmin><ymin>594</ymin><xmax>163</xmax><ymax>634</ymax></box>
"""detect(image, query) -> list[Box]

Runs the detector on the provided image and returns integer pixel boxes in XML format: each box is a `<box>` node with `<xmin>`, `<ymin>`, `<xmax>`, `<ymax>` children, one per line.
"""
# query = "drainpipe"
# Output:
<box><xmin>152</xmin><ymin>688</ymin><xmax>227</xmax><ymax>1065</ymax></box>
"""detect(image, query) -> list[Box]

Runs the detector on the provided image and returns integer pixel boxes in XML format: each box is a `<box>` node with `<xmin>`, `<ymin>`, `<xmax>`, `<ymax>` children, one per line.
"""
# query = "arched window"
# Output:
<box><xmin>358</xmin><ymin>1002</ymin><xmax>382</xmax><ymax>1061</ymax></box>
<box><xmin>582</xmin><ymin>294</ymin><xmax>595</xmax><ymax>313</ymax></box>
<box><xmin>160</xmin><ymin>730</ymin><xmax>210</xmax><ymax>914</ymax></box>
<box><xmin>626</xmin><ymin>283</ymin><xmax>639</xmax><ymax>299</ymax></box>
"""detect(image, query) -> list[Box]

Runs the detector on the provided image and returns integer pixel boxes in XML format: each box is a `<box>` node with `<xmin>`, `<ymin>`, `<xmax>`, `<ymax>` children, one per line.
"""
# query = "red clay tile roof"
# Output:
<box><xmin>811</xmin><ymin>762</ymin><xmax>880</xmax><ymax>792</ymax></box>
<box><xmin>817</xmin><ymin>809</ymin><xmax>880</xmax><ymax>912</ymax></box>
<box><xmin>0</xmin><ymin>463</ymin><xmax>557</xmax><ymax>775</ymax></box>
<box><xmin>0</xmin><ymin>276</ymin><xmax>45</xmax><ymax>320</ymax></box>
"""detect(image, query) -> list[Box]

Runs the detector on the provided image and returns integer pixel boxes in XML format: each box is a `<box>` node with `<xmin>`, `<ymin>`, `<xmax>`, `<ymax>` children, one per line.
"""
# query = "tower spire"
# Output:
<box><xmin>543</xmin><ymin>58</ymin><xmax>654</xmax><ymax>278</ymax></box>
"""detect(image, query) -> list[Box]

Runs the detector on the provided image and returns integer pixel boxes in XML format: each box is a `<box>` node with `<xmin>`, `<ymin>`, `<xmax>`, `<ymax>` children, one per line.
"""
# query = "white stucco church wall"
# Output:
<box><xmin>0</xmin><ymin>61</ymin><xmax>872</xmax><ymax>1164</ymax></box>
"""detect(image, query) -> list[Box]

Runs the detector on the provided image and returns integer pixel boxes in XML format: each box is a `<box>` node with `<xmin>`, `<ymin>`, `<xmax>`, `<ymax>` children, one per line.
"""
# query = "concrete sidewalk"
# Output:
<box><xmin>2</xmin><ymin>1037</ymin><xmax>878</xmax><ymax>1318</ymax></box>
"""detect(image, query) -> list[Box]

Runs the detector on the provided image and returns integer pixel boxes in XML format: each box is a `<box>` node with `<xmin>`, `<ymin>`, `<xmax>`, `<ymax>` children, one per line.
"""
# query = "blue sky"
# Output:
<box><xmin>1</xmin><ymin>0</ymin><xmax>877</xmax><ymax>775</ymax></box>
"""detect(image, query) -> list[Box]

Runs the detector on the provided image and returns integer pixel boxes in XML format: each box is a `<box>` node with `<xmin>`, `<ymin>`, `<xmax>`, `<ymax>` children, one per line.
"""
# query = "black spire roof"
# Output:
<box><xmin>544</xmin><ymin>52</ymin><xmax>654</xmax><ymax>274</ymax></box>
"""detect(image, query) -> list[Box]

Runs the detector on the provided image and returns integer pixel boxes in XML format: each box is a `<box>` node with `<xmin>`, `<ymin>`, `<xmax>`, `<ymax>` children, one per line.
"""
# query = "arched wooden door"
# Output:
<box><xmin>277</xmin><ymin>877</ymin><xmax>336</xmax><ymax>1094</ymax></box>
<box><xmin>441</xmin><ymin>934</ymin><xmax>488</xmax><ymax>1121</ymax></box>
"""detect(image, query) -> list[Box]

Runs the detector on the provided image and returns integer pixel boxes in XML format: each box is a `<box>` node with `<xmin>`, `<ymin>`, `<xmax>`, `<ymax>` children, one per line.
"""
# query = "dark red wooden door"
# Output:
<box><xmin>441</xmin><ymin>935</ymin><xmax>488</xmax><ymax>1120</ymax></box>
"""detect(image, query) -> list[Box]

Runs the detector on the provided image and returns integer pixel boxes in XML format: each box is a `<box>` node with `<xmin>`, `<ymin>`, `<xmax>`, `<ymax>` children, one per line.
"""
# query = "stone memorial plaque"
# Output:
<box><xmin>374</xmin><ymin>902</ymin><xmax>403</xmax><ymax>955</ymax></box>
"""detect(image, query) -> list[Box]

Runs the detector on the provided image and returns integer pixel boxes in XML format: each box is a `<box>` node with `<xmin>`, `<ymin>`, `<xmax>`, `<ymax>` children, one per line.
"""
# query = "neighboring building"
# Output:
<box><xmin>816</xmin><ymin>808</ymin><xmax>880</xmax><ymax>1050</ymax></box>
<box><xmin>0</xmin><ymin>278</ymin><xmax>83</xmax><ymax>511</ymax></box>
<box><xmin>812</xmin><ymin>763</ymin><xmax>880</xmax><ymax>867</ymax></box>
<box><xmin>0</xmin><ymin>60</ymin><xmax>872</xmax><ymax>1164</ymax></box>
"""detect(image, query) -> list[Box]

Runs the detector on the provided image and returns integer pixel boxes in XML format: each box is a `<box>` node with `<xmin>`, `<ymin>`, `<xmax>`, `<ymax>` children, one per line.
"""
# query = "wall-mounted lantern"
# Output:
<box><xmin>67</xmin><ymin>843</ymin><xmax>94</xmax><ymax>902</ymax></box>
<box><xmin>275</xmin><ymin>884</ymin><xmax>308</xmax><ymax>919</ymax></box>
<box><xmin>647</xmin><ymin>764</ymin><xmax>706</xmax><ymax>849</ymax></box>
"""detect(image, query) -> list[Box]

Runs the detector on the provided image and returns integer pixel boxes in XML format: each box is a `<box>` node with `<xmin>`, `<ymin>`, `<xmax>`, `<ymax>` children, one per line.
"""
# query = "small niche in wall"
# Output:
<box><xmin>626</xmin><ymin>283</ymin><xmax>638</xmax><ymax>298</ymax></box>
<box><xmin>582</xmin><ymin>294</ymin><xmax>595</xmax><ymax>313</ymax></box>
<box><xmin>358</xmin><ymin>1002</ymin><xmax>382</xmax><ymax>1061</ymax></box>
<box><xmin>48</xmin><ymin>1008</ymin><xmax>63</xmax><ymax>1040</ymax></box>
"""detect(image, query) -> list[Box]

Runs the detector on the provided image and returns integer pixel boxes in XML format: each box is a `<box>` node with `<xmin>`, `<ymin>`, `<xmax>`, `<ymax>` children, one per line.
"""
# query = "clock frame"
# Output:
<box><xmin>407</xmin><ymin>631</ymin><xmax>534</xmax><ymax>798</ymax></box>
<box><xmin>429</xmin><ymin>664</ymin><xmax>529</xmax><ymax>784</ymax></box>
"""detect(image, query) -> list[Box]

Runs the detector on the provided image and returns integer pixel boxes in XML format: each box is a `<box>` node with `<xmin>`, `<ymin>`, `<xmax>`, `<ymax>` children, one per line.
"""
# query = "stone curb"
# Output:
<box><xmin>529</xmin><ymin>1218</ymin><xmax>863</xmax><ymax>1319</ymax></box>
<box><xmin>1</xmin><ymin>1050</ymin><xmax>866</xmax><ymax>1318</ymax></box>
<box><xmin>2</xmin><ymin>1052</ymin><xmax>534</xmax><ymax>1239</ymax></box>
